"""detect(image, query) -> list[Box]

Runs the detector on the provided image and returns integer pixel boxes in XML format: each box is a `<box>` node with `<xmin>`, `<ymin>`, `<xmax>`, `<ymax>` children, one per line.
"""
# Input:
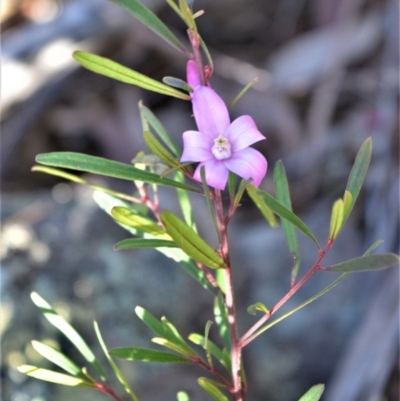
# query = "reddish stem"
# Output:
<box><xmin>239</xmin><ymin>239</ymin><xmax>334</xmax><ymax>348</ymax></box>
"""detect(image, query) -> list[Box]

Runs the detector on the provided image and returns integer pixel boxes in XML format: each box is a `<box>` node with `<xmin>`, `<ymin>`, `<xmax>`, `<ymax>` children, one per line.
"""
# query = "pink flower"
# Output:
<box><xmin>180</xmin><ymin>86</ymin><xmax>267</xmax><ymax>190</ymax></box>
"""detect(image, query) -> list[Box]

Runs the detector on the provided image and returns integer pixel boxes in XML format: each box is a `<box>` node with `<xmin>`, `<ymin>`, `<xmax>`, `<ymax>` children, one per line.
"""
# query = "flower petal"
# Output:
<box><xmin>224</xmin><ymin>148</ymin><xmax>267</xmax><ymax>187</ymax></box>
<box><xmin>192</xmin><ymin>86</ymin><xmax>230</xmax><ymax>139</ymax></box>
<box><xmin>186</xmin><ymin>60</ymin><xmax>201</xmax><ymax>90</ymax></box>
<box><xmin>180</xmin><ymin>130</ymin><xmax>214</xmax><ymax>162</ymax></box>
<box><xmin>225</xmin><ymin>115</ymin><xmax>266</xmax><ymax>152</ymax></box>
<box><xmin>193</xmin><ymin>159</ymin><xmax>229</xmax><ymax>190</ymax></box>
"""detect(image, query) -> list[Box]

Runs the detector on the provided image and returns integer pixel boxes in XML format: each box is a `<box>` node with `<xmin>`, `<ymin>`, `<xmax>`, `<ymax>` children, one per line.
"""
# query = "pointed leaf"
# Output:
<box><xmin>233</xmin><ymin>178</ymin><xmax>253</xmax><ymax>207</ymax></box>
<box><xmin>115</xmin><ymin>238</ymin><xmax>177</xmax><ymax>250</ymax></box>
<box><xmin>151</xmin><ymin>338</ymin><xmax>194</xmax><ymax>358</ymax></box>
<box><xmin>135</xmin><ymin>307</ymin><xmax>166</xmax><ymax>337</ymax></box>
<box><xmin>31</xmin><ymin>341</ymin><xmax>83</xmax><ymax>377</ymax></box>
<box><xmin>30</xmin><ymin>293</ymin><xmax>106</xmax><ymax>380</ymax></box>
<box><xmin>161</xmin><ymin>211</ymin><xmax>226</xmax><ymax>269</ymax></box>
<box><xmin>298</xmin><ymin>384</ymin><xmax>325</xmax><ymax>401</ymax></box>
<box><xmin>247</xmin><ymin>302</ymin><xmax>270</xmax><ymax>316</ymax></box>
<box><xmin>329</xmin><ymin>199</ymin><xmax>345</xmax><ymax>240</ymax></box>
<box><xmin>108</xmin><ymin>0</ymin><xmax>186</xmax><ymax>53</ymax></box>
<box><xmin>35</xmin><ymin>152</ymin><xmax>201</xmax><ymax>193</ymax></box>
<box><xmin>246</xmin><ymin>185</ymin><xmax>278</xmax><ymax>227</ymax></box>
<box><xmin>344</xmin><ymin>137</ymin><xmax>372</xmax><ymax>221</ymax></box>
<box><xmin>111</xmin><ymin>207</ymin><xmax>171</xmax><ymax>239</ymax></box>
<box><xmin>17</xmin><ymin>365</ymin><xmax>91</xmax><ymax>387</ymax></box>
<box><xmin>188</xmin><ymin>333</ymin><xmax>231</xmax><ymax>372</ymax></box>
<box><xmin>94</xmin><ymin>322</ymin><xmax>139</xmax><ymax>401</ymax></box>
<box><xmin>110</xmin><ymin>347</ymin><xmax>191</xmax><ymax>363</ymax></box>
<box><xmin>274</xmin><ymin>161</ymin><xmax>301</xmax><ymax>282</ymax></box>
<box><xmin>163</xmin><ymin>76</ymin><xmax>193</xmax><ymax>92</ymax></box>
<box><xmin>175</xmin><ymin>171</ymin><xmax>196</xmax><ymax>230</ymax></box>
<box><xmin>74</xmin><ymin>51</ymin><xmax>190</xmax><ymax>100</ymax></box>
<box><xmin>139</xmin><ymin>103</ymin><xmax>181</xmax><ymax>157</ymax></box>
<box><xmin>198</xmin><ymin>378</ymin><xmax>229</xmax><ymax>401</ymax></box>
<box><xmin>144</xmin><ymin>131</ymin><xmax>180</xmax><ymax>168</ymax></box>
<box><xmin>228</xmin><ymin>78</ymin><xmax>258</xmax><ymax>108</ymax></box>
<box><xmin>247</xmin><ymin>185</ymin><xmax>319</xmax><ymax>247</ymax></box>
<box><xmin>324</xmin><ymin>253</ymin><xmax>400</xmax><ymax>272</ymax></box>
<box><xmin>214</xmin><ymin>293</ymin><xmax>230</xmax><ymax>351</ymax></box>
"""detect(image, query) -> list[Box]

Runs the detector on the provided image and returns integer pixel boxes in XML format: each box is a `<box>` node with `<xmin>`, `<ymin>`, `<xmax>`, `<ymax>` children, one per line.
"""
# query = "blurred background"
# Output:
<box><xmin>1</xmin><ymin>0</ymin><xmax>399</xmax><ymax>400</ymax></box>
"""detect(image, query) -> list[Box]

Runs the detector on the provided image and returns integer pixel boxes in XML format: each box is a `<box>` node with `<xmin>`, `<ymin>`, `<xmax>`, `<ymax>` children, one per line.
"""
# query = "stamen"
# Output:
<box><xmin>212</xmin><ymin>135</ymin><xmax>232</xmax><ymax>160</ymax></box>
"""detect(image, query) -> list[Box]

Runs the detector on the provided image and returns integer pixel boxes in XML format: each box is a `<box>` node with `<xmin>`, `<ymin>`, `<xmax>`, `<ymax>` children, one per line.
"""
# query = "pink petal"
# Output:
<box><xmin>193</xmin><ymin>159</ymin><xmax>229</xmax><ymax>190</ymax></box>
<box><xmin>186</xmin><ymin>60</ymin><xmax>201</xmax><ymax>90</ymax></box>
<box><xmin>180</xmin><ymin>131</ymin><xmax>214</xmax><ymax>162</ymax></box>
<box><xmin>225</xmin><ymin>115</ymin><xmax>266</xmax><ymax>152</ymax></box>
<box><xmin>223</xmin><ymin>148</ymin><xmax>267</xmax><ymax>187</ymax></box>
<box><xmin>192</xmin><ymin>86</ymin><xmax>230</xmax><ymax>139</ymax></box>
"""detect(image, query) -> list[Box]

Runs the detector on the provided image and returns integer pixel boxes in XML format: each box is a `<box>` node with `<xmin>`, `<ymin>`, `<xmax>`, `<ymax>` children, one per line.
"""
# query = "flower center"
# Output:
<box><xmin>211</xmin><ymin>135</ymin><xmax>232</xmax><ymax>160</ymax></box>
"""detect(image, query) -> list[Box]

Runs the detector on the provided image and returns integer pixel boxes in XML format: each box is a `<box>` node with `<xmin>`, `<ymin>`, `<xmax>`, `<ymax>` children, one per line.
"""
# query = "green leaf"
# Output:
<box><xmin>110</xmin><ymin>347</ymin><xmax>191</xmax><ymax>363</ymax></box>
<box><xmin>161</xmin><ymin>211</ymin><xmax>226</xmax><ymax>269</ymax></box>
<box><xmin>200</xmin><ymin>167</ymin><xmax>220</xmax><ymax>242</ymax></box>
<box><xmin>273</xmin><ymin>161</ymin><xmax>301</xmax><ymax>282</ymax></box>
<box><xmin>228</xmin><ymin>77</ymin><xmax>258</xmax><ymax>108</ymax></box>
<box><xmin>233</xmin><ymin>178</ymin><xmax>253</xmax><ymax>207</ymax></box>
<box><xmin>73</xmin><ymin>51</ymin><xmax>190</xmax><ymax>100</ymax></box>
<box><xmin>35</xmin><ymin>152</ymin><xmax>201</xmax><ymax>193</ymax></box>
<box><xmin>344</xmin><ymin>137</ymin><xmax>372</xmax><ymax>221</ymax></box>
<box><xmin>324</xmin><ymin>253</ymin><xmax>400</xmax><ymax>272</ymax></box>
<box><xmin>175</xmin><ymin>171</ymin><xmax>196</xmax><ymax>230</ymax></box>
<box><xmin>198</xmin><ymin>378</ymin><xmax>229</xmax><ymax>401</ymax></box>
<box><xmin>139</xmin><ymin>103</ymin><xmax>181</xmax><ymax>157</ymax></box>
<box><xmin>246</xmin><ymin>185</ymin><xmax>278</xmax><ymax>227</ymax></box>
<box><xmin>228</xmin><ymin>172</ymin><xmax>236</xmax><ymax>198</ymax></box>
<box><xmin>298</xmin><ymin>384</ymin><xmax>325</xmax><ymax>401</ymax></box>
<box><xmin>247</xmin><ymin>302</ymin><xmax>269</xmax><ymax>316</ymax></box>
<box><xmin>214</xmin><ymin>293</ymin><xmax>230</xmax><ymax>351</ymax></box>
<box><xmin>144</xmin><ymin>131</ymin><xmax>180</xmax><ymax>169</ymax></box>
<box><xmin>188</xmin><ymin>333</ymin><xmax>231</xmax><ymax>372</ymax></box>
<box><xmin>163</xmin><ymin>76</ymin><xmax>193</xmax><ymax>92</ymax></box>
<box><xmin>329</xmin><ymin>198</ymin><xmax>345</xmax><ymax>240</ymax></box>
<box><xmin>94</xmin><ymin>322</ymin><xmax>139</xmax><ymax>401</ymax></box>
<box><xmin>94</xmin><ymin>192</ymin><xmax>216</xmax><ymax>293</ymax></box>
<box><xmin>177</xmin><ymin>391</ymin><xmax>191</xmax><ymax>401</ymax></box>
<box><xmin>151</xmin><ymin>338</ymin><xmax>194</xmax><ymax>358</ymax></box>
<box><xmin>204</xmin><ymin>321</ymin><xmax>213</xmax><ymax>368</ymax></box>
<box><xmin>17</xmin><ymin>365</ymin><xmax>91</xmax><ymax>387</ymax></box>
<box><xmin>115</xmin><ymin>238</ymin><xmax>178</xmax><ymax>250</ymax></box>
<box><xmin>135</xmin><ymin>307</ymin><xmax>166</xmax><ymax>337</ymax></box>
<box><xmin>247</xmin><ymin>185</ymin><xmax>319</xmax><ymax>247</ymax></box>
<box><xmin>107</xmin><ymin>0</ymin><xmax>186</xmax><ymax>53</ymax></box>
<box><xmin>31</xmin><ymin>341</ymin><xmax>83</xmax><ymax>378</ymax></box>
<box><xmin>111</xmin><ymin>206</ymin><xmax>171</xmax><ymax>239</ymax></box>
<box><xmin>30</xmin><ymin>293</ymin><xmax>106</xmax><ymax>380</ymax></box>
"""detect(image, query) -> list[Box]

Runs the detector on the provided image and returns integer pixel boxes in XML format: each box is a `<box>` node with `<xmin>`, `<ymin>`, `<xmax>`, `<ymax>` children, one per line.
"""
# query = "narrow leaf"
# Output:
<box><xmin>344</xmin><ymin>137</ymin><xmax>372</xmax><ymax>221</ymax></box>
<box><xmin>175</xmin><ymin>171</ymin><xmax>196</xmax><ymax>230</ymax></box>
<box><xmin>151</xmin><ymin>338</ymin><xmax>194</xmax><ymax>358</ymax></box>
<box><xmin>144</xmin><ymin>131</ymin><xmax>180</xmax><ymax>169</ymax></box>
<box><xmin>110</xmin><ymin>347</ymin><xmax>191</xmax><ymax>363</ymax></box>
<box><xmin>135</xmin><ymin>307</ymin><xmax>166</xmax><ymax>338</ymax></box>
<box><xmin>31</xmin><ymin>341</ymin><xmax>83</xmax><ymax>378</ymax></box>
<box><xmin>108</xmin><ymin>0</ymin><xmax>186</xmax><ymax>52</ymax></box>
<box><xmin>247</xmin><ymin>185</ymin><xmax>319</xmax><ymax>247</ymax></box>
<box><xmin>274</xmin><ymin>161</ymin><xmax>301</xmax><ymax>282</ymax></box>
<box><xmin>247</xmin><ymin>302</ymin><xmax>269</xmax><ymax>316</ymax></box>
<box><xmin>111</xmin><ymin>206</ymin><xmax>171</xmax><ymax>239</ymax></box>
<box><xmin>35</xmin><ymin>152</ymin><xmax>201</xmax><ymax>193</ymax></box>
<box><xmin>30</xmin><ymin>293</ymin><xmax>106</xmax><ymax>380</ymax></box>
<box><xmin>94</xmin><ymin>322</ymin><xmax>139</xmax><ymax>401</ymax></box>
<box><xmin>161</xmin><ymin>211</ymin><xmax>226</xmax><ymax>269</ymax></box>
<box><xmin>163</xmin><ymin>76</ymin><xmax>193</xmax><ymax>92</ymax></box>
<box><xmin>198</xmin><ymin>378</ymin><xmax>229</xmax><ymax>401</ymax></box>
<box><xmin>188</xmin><ymin>333</ymin><xmax>231</xmax><ymax>372</ymax></box>
<box><xmin>233</xmin><ymin>178</ymin><xmax>253</xmax><ymax>207</ymax></box>
<box><xmin>94</xmin><ymin>192</ymin><xmax>215</xmax><ymax>293</ymax></box>
<box><xmin>329</xmin><ymin>199</ymin><xmax>344</xmax><ymax>240</ymax></box>
<box><xmin>115</xmin><ymin>238</ymin><xmax>177</xmax><ymax>250</ymax></box>
<box><xmin>324</xmin><ymin>253</ymin><xmax>400</xmax><ymax>272</ymax></box>
<box><xmin>246</xmin><ymin>185</ymin><xmax>278</xmax><ymax>227</ymax></box>
<box><xmin>228</xmin><ymin>77</ymin><xmax>258</xmax><ymax>108</ymax></box>
<box><xmin>298</xmin><ymin>384</ymin><xmax>325</xmax><ymax>401</ymax></box>
<box><xmin>139</xmin><ymin>103</ymin><xmax>181</xmax><ymax>157</ymax></box>
<box><xmin>17</xmin><ymin>365</ymin><xmax>91</xmax><ymax>387</ymax></box>
<box><xmin>74</xmin><ymin>51</ymin><xmax>190</xmax><ymax>100</ymax></box>
<box><xmin>214</xmin><ymin>293</ymin><xmax>230</xmax><ymax>351</ymax></box>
